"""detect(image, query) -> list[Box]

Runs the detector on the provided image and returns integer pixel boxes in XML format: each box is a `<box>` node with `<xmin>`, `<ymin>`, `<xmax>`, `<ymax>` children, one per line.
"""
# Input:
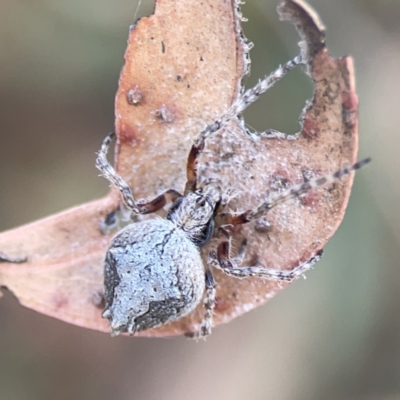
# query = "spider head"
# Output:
<box><xmin>167</xmin><ymin>183</ymin><xmax>221</xmax><ymax>247</ymax></box>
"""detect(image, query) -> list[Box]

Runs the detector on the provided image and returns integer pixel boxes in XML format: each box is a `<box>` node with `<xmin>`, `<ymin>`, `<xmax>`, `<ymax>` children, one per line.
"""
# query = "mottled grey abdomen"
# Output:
<box><xmin>102</xmin><ymin>218</ymin><xmax>205</xmax><ymax>335</ymax></box>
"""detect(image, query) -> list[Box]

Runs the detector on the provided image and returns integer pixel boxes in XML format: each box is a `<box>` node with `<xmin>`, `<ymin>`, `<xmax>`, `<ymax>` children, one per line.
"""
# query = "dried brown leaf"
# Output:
<box><xmin>0</xmin><ymin>0</ymin><xmax>359</xmax><ymax>337</ymax></box>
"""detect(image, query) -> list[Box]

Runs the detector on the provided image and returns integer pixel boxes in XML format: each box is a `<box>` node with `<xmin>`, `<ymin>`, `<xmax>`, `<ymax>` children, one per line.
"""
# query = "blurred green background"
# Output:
<box><xmin>0</xmin><ymin>0</ymin><xmax>399</xmax><ymax>399</ymax></box>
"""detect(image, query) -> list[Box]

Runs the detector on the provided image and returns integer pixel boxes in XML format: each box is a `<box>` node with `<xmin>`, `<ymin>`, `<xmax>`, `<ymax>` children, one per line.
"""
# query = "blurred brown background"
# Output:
<box><xmin>0</xmin><ymin>0</ymin><xmax>399</xmax><ymax>399</ymax></box>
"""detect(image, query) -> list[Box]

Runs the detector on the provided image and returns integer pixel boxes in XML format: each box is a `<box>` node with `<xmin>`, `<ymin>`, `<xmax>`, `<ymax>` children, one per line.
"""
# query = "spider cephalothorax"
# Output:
<box><xmin>167</xmin><ymin>184</ymin><xmax>221</xmax><ymax>247</ymax></box>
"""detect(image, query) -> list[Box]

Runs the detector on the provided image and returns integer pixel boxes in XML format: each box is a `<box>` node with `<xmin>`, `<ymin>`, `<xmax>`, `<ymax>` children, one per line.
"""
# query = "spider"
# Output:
<box><xmin>96</xmin><ymin>54</ymin><xmax>370</xmax><ymax>337</ymax></box>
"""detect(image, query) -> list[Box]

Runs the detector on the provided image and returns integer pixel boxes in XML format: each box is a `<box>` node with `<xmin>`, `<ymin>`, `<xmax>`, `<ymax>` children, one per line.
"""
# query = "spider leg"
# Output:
<box><xmin>183</xmin><ymin>55</ymin><xmax>303</xmax><ymax>194</ymax></box>
<box><xmin>184</xmin><ymin>140</ymin><xmax>204</xmax><ymax>194</ymax></box>
<box><xmin>96</xmin><ymin>133</ymin><xmax>182</xmax><ymax>215</ymax></box>
<box><xmin>194</xmin><ymin>55</ymin><xmax>303</xmax><ymax>147</ymax></box>
<box><xmin>199</xmin><ymin>269</ymin><xmax>216</xmax><ymax>337</ymax></box>
<box><xmin>136</xmin><ymin>189</ymin><xmax>182</xmax><ymax>214</ymax></box>
<box><xmin>186</xmin><ymin>268</ymin><xmax>216</xmax><ymax>339</ymax></box>
<box><xmin>210</xmin><ymin>228</ymin><xmax>323</xmax><ymax>281</ymax></box>
<box><xmin>216</xmin><ymin>158</ymin><xmax>371</xmax><ymax>226</ymax></box>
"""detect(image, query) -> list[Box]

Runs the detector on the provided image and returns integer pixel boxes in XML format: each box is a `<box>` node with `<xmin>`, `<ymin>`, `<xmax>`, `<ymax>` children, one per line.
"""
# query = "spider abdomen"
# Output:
<box><xmin>102</xmin><ymin>218</ymin><xmax>205</xmax><ymax>335</ymax></box>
